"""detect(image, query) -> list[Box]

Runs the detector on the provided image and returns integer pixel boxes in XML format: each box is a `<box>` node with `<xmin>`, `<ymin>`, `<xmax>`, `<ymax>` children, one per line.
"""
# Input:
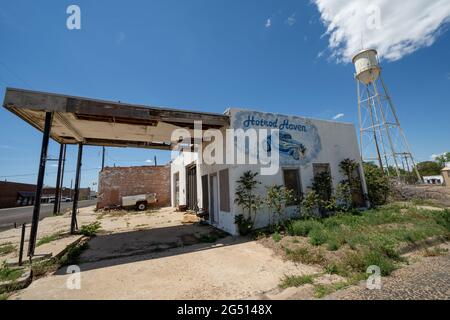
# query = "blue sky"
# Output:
<box><xmin>0</xmin><ymin>0</ymin><xmax>449</xmax><ymax>190</ymax></box>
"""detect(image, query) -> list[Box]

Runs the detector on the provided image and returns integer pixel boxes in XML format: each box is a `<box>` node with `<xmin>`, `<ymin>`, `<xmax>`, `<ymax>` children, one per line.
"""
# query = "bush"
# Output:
<box><xmin>288</xmin><ymin>220</ymin><xmax>322</xmax><ymax>237</ymax></box>
<box><xmin>272</xmin><ymin>232</ymin><xmax>282</xmax><ymax>243</ymax></box>
<box><xmin>363</xmin><ymin>163</ymin><xmax>391</xmax><ymax>207</ymax></box>
<box><xmin>234</xmin><ymin>214</ymin><xmax>253</xmax><ymax>236</ymax></box>
<box><xmin>309</xmin><ymin>227</ymin><xmax>328</xmax><ymax>246</ymax></box>
<box><xmin>78</xmin><ymin>222</ymin><xmax>101</xmax><ymax>237</ymax></box>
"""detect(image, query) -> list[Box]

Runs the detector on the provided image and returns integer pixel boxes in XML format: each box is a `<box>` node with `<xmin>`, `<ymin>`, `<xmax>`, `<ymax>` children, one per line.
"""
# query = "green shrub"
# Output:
<box><xmin>326</xmin><ymin>238</ymin><xmax>341</xmax><ymax>251</ymax></box>
<box><xmin>288</xmin><ymin>220</ymin><xmax>322</xmax><ymax>237</ymax></box>
<box><xmin>272</xmin><ymin>232</ymin><xmax>282</xmax><ymax>243</ymax></box>
<box><xmin>363</xmin><ymin>163</ymin><xmax>391</xmax><ymax>207</ymax></box>
<box><xmin>309</xmin><ymin>227</ymin><xmax>328</xmax><ymax>246</ymax></box>
<box><xmin>78</xmin><ymin>222</ymin><xmax>101</xmax><ymax>237</ymax></box>
<box><xmin>234</xmin><ymin>214</ymin><xmax>253</xmax><ymax>236</ymax></box>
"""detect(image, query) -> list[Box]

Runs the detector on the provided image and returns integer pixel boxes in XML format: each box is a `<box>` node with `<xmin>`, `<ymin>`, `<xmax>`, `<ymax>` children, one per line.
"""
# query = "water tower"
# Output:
<box><xmin>353</xmin><ymin>49</ymin><xmax>421</xmax><ymax>181</ymax></box>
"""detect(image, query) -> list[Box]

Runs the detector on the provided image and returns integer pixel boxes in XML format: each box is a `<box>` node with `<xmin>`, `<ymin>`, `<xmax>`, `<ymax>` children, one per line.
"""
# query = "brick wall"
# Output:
<box><xmin>97</xmin><ymin>165</ymin><xmax>171</xmax><ymax>209</ymax></box>
<box><xmin>0</xmin><ymin>181</ymin><xmax>36</xmax><ymax>209</ymax></box>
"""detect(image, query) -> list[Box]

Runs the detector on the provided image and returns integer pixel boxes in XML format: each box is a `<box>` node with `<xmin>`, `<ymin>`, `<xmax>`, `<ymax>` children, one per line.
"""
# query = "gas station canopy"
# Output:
<box><xmin>3</xmin><ymin>88</ymin><xmax>229</xmax><ymax>150</ymax></box>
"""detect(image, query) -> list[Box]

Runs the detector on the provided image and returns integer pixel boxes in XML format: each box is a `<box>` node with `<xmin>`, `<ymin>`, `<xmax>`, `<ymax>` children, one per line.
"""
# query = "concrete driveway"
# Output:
<box><xmin>12</xmin><ymin>237</ymin><xmax>319</xmax><ymax>300</ymax></box>
<box><xmin>9</xmin><ymin>207</ymin><xmax>320</xmax><ymax>300</ymax></box>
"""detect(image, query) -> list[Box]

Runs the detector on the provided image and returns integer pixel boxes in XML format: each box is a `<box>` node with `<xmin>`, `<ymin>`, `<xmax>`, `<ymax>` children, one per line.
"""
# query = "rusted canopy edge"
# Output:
<box><xmin>2</xmin><ymin>87</ymin><xmax>230</xmax><ymax>148</ymax></box>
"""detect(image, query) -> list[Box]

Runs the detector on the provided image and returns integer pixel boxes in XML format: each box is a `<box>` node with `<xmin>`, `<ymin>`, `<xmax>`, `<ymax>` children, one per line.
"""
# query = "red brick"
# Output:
<box><xmin>97</xmin><ymin>166</ymin><xmax>171</xmax><ymax>209</ymax></box>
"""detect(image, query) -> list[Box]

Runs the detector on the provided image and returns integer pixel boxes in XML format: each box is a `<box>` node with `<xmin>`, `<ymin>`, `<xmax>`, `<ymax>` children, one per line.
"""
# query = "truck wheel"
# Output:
<box><xmin>136</xmin><ymin>202</ymin><xmax>147</xmax><ymax>211</ymax></box>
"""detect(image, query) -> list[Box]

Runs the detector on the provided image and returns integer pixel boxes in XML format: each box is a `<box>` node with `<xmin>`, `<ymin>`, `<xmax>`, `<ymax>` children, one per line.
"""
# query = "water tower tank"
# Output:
<box><xmin>352</xmin><ymin>49</ymin><xmax>380</xmax><ymax>85</ymax></box>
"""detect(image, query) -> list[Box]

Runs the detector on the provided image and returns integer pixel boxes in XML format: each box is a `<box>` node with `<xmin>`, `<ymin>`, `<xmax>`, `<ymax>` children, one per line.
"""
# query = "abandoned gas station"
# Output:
<box><xmin>2</xmin><ymin>87</ymin><xmax>229</xmax><ymax>258</ymax></box>
<box><xmin>3</xmin><ymin>87</ymin><xmax>368</xmax><ymax>247</ymax></box>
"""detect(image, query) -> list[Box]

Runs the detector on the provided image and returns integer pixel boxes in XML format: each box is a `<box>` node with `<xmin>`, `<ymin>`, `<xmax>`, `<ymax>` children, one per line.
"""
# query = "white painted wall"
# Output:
<box><xmin>171</xmin><ymin>108</ymin><xmax>367</xmax><ymax>235</ymax></box>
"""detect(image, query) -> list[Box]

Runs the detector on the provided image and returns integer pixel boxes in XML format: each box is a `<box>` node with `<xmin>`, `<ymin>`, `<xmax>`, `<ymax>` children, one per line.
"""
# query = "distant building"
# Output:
<box><xmin>0</xmin><ymin>181</ymin><xmax>89</xmax><ymax>209</ymax></box>
<box><xmin>97</xmin><ymin>165</ymin><xmax>170</xmax><ymax>209</ymax></box>
<box><xmin>423</xmin><ymin>175</ymin><xmax>444</xmax><ymax>185</ymax></box>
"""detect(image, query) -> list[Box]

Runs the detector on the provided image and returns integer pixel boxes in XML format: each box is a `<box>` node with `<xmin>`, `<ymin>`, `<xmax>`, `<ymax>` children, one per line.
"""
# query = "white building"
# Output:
<box><xmin>171</xmin><ymin>108</ymin><xmax>368</xmax><ymax>235</ymax></box>
<box><xmin>422</xmin><ymin>175</ymin><xmax>444</xmax><ymax>185</ymax></box>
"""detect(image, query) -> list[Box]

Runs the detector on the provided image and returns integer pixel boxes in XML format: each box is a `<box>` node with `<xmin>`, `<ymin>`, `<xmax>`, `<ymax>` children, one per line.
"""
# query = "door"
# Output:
<box><xmin>209</xmin><ymin>174</ymin><xmax>219</xmax><ymax>224</ymax></box>
<box><xmin>186</xmin><ymin>165</ymin><xmax>198</xmax><ymax>211</ymax></box>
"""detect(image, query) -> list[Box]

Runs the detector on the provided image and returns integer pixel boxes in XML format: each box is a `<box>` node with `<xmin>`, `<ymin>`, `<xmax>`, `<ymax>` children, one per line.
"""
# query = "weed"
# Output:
<box><xmin>288</xmin><ymin>220</ymin><xmax>322</xmax><ymax>237</ymax></box>
<box><xmin>272</xmin><ymin>232</ymin><xmax>282</xmax><ymax>243</ymax></box>
<box><xmin>36</xmin><ymin>233</ymin><xmax>62</xmax><ymax>247</ymax></box>
<box><xmin>285</xmin><ymin>247</ymin><xmax>325</xmax><ymax>265</ymax></box>
<box><xmin>60</xmin><ymin>242</ymin><xmax>89</xmax><ymax>266</ymax></box>
<box><xmin>0</xmin><ymin>243</ymin><xmax>16</xmax><ymax>256</ymax></box>
<box><xmin>314</xmin><ymin>281</ymin><xmax>349</xmax><ymax>298</ymax></box>
<box><xmin>78</xmin><ymin>222</ymin><xmax>101</xmax><ymax>237</ymax></box>
<box><xmin>0</xmin><ymin>292</ymin><xmax>11</xmax><ymax>300</ymax></box>
<box><xmin>31</xmin><ymin>259</ymin><xmax>59</xmax><ymax>278</ymax></box>
<box><xmin>309</xmin><ymin>227</ymin><xmax>328</xmax><ymax>246</ymax></box>
<box><xmin>279</xmin><ymin>274</ymin><xmax>314</xmax><ymax>289</ymax></box>
<box><xmin>0</xmin><ymin>265</ymin><xmax>24</xmax><ymax>282</ymax></box>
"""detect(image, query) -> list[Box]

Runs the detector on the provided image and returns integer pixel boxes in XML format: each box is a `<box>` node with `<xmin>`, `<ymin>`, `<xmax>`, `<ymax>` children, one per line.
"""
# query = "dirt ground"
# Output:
<box><xmin>8</xmin><ymin>206</ymin><xmax>320</xmax><ymax>300</ymax></box>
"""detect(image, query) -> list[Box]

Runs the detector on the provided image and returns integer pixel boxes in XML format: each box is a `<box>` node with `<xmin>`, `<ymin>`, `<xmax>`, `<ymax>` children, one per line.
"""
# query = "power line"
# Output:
<box><xmin>0</xmin><ymin>60</ymin><xmax>33</xmax><ymax>89</ymax></box>
<box><xmin>0</xmin><ymin>167</ymin><xmax>101</xmax><ymax>179</ymax></box>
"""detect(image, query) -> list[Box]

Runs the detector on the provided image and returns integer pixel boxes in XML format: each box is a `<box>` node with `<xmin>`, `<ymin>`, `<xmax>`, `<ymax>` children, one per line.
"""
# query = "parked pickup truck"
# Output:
<box><xmin>121</xmin><ymin>193</ymin><xmax>158</xmax><ymax>211</ymax></box>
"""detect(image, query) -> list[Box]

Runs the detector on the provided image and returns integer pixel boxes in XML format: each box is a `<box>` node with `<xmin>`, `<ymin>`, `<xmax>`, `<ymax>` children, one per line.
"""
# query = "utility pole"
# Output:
<box><xmin>154</xmin><ymin>155</ymin><xmax>157</xmax><ymax>166</ymax></box>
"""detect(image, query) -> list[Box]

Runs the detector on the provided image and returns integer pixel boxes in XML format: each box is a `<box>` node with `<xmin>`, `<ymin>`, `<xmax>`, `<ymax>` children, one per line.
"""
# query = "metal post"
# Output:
<box><xmin>18</xmin><ymin>224</ymin><xmax>26</xmax><ymax>266</ymax></box>
<box><xmin>101</xmin><ymin>146</ymin><xmax>105</xmax><ymax>171</ymax></box>
<box><xmin>154</xmin><ymin>155</ymin><xmax>157</xmax><ymax>166</ymax></box>
<box><xmin>57</xmin><ymin>144</ymin><xmax>67</xmax><ymax>214</ymax></box>
<box><xmin>53</xmin><ymin>144</ymin><xmax>64</xmax><ymax>215</ymax></box>
<box><xmin>71</xmin><ymin>143</ymin><xmax>83</xmax><ymax>234</ymax></box>
<box><xmin>28</xmin><ymin>112</ymin><xmax>53</xmax><ymax>257</ymax></box>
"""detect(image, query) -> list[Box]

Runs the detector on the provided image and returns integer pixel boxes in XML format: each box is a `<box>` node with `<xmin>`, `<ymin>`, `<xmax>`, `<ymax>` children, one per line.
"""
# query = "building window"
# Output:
<box><xmin>283</xmin><ymin>169</ymin><xmax>302</xmax><ymax>204</ymax></box>
<box><xmin>219</xmin><ymin>169</ymin><xmax>230</xmax><ymax>212</ymax></box>
<box><xmin>313</xmin><ymin>163</ymin><xmax>331</xmax><ymax>177</ymax></box>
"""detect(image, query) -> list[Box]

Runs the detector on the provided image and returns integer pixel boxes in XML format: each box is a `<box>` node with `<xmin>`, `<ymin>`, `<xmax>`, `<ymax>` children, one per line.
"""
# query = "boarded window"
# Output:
<box><xmin>313</xmin><ymin>163</ymin><xmax>331</xmax><ymax>177</ymax></box>
<box><xmin>219</xmin><ymin>169</ymin><xmax>230</xmax><ymax>212</ymax></box>
<box><xmin>283</xmin><ymin>169</ymin><xmax>302</xmax><ymax>203</ymax></box>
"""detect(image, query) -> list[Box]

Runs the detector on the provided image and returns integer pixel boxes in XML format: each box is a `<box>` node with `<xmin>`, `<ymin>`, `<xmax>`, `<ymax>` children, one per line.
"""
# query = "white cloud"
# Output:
<box><xmin>286</xmin><ymin>13</ymin><xmax>296</xmax><ymax>26</ymax></box>
<box><xmin>313</xmin><ymin>0</ymin><xmax>450</xmax><ymax>62</ymax></box>
<box><xmin>430</xmin><ymin>153</ymin><xmax>445</xmax><ymax>161</ymax></box>
<box><xmin>145</xmin><ymin>159</ymin><xmax>153</xmax><ymax>163</ymax></box>
<box><xmin>265</xmin><ymin>18</ymin><xmax>272</xmax><ymax>28</ymax></box>
<box><xmin>0</xmin><ymin>144</ymin><xmax>13</xmax><ymax>149</ymax></box>
<box><xmin>333</xmin><ymin>113</ymin><xmax>345</xmax><ymax>120</ymax></box>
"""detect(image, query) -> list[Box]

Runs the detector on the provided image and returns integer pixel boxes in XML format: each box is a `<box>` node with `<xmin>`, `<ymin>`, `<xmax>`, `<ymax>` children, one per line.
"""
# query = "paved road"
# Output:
<box><xmin>0</xmin><ymin>200</ymin><xmax>97</xmax><ymax>231</ymax></box>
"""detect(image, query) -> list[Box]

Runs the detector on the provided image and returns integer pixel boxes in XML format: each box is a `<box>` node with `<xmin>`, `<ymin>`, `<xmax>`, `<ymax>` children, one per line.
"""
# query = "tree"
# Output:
<box><xmin>435</xmin><ymin>152</ymin><xmax>450</xmax><ymax>168</ymax></box>
<box><xmin>416</xmin><ymin>161</ymin><xmax>443</xmax><ymax>176</ymax></box>
<box><xmin>363</xmin><ymin>162</ymin><xmax>391</xmax><ymax>207</ymax></box>
<box><xmin>234</xmin><ymin>171</ymin><xmax>262</xmax><ymax>226</ymax></box>
<box><xmin>265</xmin><ymin>185</ymin><xmax>295</xmax><ymax>228</ymax></box>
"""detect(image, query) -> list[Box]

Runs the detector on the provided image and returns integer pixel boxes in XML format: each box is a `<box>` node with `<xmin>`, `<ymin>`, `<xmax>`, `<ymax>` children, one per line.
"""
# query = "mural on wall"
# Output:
<box><xmin>232</xmin><ymin>110</ymin><xmax>322</xmax><ymax>166</ymax></box>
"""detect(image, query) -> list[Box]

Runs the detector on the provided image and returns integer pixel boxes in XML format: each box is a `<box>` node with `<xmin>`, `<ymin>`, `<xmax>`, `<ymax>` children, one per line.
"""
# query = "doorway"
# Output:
<box><xmin>186</xmin><ymin>164</ymin><xmax>198</xmax><ymax>211</ymax></box>
<box><xmin>209</xmin><ymin>173</ymin><xmax>219</xmax><ymax>224</ymax></box>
